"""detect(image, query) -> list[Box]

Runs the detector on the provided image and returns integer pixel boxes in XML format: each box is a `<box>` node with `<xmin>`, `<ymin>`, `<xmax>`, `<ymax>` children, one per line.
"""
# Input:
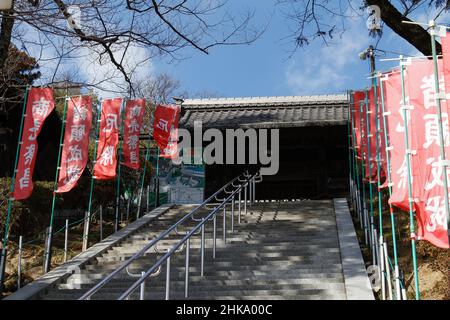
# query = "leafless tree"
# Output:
<box><xmin>135</xmin><ymin>73</ymin><xmax>184</xmax><ymax>104</ymax></box>
<box><xmin>277</xmin><ymin>0</ymin><xmax>450</xmax><ymax>56</ymax></box>
<box><xmin>0</xmin><ymin>0</ymin><xmax>262</xmax><ymax>99</ymax></box>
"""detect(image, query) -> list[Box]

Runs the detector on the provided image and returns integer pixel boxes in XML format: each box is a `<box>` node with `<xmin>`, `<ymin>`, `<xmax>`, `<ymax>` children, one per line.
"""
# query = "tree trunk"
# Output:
<box><xmin>367</xmin><ymin>0</ymin><xmax>441</xmax><ymax>56</ymax></box>
<box><xmin>0</xmin><ymin>0</ymin><xmax>15</xmax><ymax>70</ymax></box>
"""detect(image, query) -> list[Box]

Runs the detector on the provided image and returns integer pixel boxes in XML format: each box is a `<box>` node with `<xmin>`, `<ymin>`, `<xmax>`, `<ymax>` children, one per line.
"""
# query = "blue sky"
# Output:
<box><xmin>23</xmin><ymin>0</ymin><xmax>450</xmax><ymax>99</ymax></box>
<box><xmin>153</xmin><ymin>0</ymin><xmax>450</xmax><ymax>98</ymax></box>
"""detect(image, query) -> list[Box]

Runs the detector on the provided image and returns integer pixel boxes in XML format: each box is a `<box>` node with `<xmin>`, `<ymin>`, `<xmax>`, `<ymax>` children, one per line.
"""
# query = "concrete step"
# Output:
<box><xmin>53</xmin><ymin>283</ymin><xmax>346</xmax><ymax>296</ymax></box>
<box><xmin>66</xmin><ymin>263</ymin><xmax>344</xmax><ymax>284</ymax></box>
<box><xmin>103</xmin><ymin>245</ymin><xmax>341</xmax><ymax>257</ymax></box>
<box><xmin>94</xmin><ymin>251</ymin><xmax>342</xmax><ymax>264</ymax></box>
<box><xmin>41</xmin><ymin>287</ymin><xmax>346</xmax><ymax>300</ymax></box>
<box><xmin>93</xmin><ymin>252</ymin><xmax>342</xmax><ymax>268</ymax></box>
<box><xmin>57</xmin><ymin>273</ymin><xmax>344</xmax><ymax>290</ymax></box>
<box><xmin>80</xmin><ymin>261</ymin><xmax>344</xmax><ymax>278</ymax></box>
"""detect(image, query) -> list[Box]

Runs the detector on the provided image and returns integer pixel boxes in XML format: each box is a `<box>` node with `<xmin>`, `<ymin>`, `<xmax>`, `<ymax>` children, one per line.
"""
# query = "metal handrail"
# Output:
<box><xmin>117</xmin><ymin>177</ymin><xmax>248</xmax><ymax>300</ymax></box>
<box><xmin>78</xmin><ymin>171</ymin><xmax>254</xmax><ymax>300</ymax></box>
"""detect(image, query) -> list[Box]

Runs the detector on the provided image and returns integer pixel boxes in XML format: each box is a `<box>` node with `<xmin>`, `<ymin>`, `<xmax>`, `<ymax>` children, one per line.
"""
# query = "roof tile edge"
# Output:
<box><xmin>182</xmin><ymin>94</ymin><xmax>348</xmax><ymax>106</ymax></box>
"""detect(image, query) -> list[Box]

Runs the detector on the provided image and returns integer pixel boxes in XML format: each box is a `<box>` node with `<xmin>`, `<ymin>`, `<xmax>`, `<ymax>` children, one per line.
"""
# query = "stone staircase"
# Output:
<box><xmin>35</xmin><ymin>200</ymin><xmax>348</xmax><ymax>300</ymax></box>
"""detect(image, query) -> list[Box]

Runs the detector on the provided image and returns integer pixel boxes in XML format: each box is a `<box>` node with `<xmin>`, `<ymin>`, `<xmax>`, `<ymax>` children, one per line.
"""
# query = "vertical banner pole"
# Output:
<box><xmin>83</xmin><ymin>101</ymin><xmax>102</xmax><ymax>251</ymax></box>
<box><xmin>359</xmin><ymin>101</ymin><xmax>369</xmax><ymax>245</ymax></box>
<box><xmin>350</xmin><ymin>96</ymin><xmax>362</xmax><ymax>225</ymax></box>
<box><xmin>347</xmin><ymin>92</ymin><xmax>355</xmax><ymax>209</ymax></box>
<box><xmin>373</xmin><ymin>74</ymin><xmax>384</xmax><ymax>243</ymax></box>
<box><xmin>115</xmin><ymin>100</ymin><xmax>126</xmax><ymax>230</ymax></box>
<box><xmin>0</xmin><ymin>87</ymin><xmax>29</xmax><ymax>292</ymax></box>
<box><xmin>353</xmin><ymin>114</ymin><xmax>362</xmax><ymax>224</ymax></box>
<box><xmin>155</xmin><ymin>148</ymin><xmax>160</xmax><ymax>208</ymax></box>
<box><xmin>399</xmin><ymin>56</ymin><xmax>420</xmax><ymax>300</ymax></box>
<box><xmin>44</xmin><ymin>96</ymin><xmax>69</xmax><ymax>273</ymax></box>
<box><xmin>379</xmin><ymin>73</ymin><xmax>402</xmax><ymax>299</ymax></box>
<box><xmin>137</xmin><ymin>136</ymin><xmax>151</xmax><ymax>220</ymax></box>
<box><xmin>364</xmin><ymin>89</ymin><xmax>376</xmax><ymax>264</ymax></box>
<box><xmin>429</xmin><ymin>20</ymin><xmax>450</xmax><ymax>240</ymax></box>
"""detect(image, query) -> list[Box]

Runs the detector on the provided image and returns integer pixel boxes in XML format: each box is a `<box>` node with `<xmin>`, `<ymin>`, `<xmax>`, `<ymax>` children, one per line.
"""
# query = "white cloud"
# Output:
<box><xmin>285</xmin><ymin>12</ymin><xmax>370</xmax><ymax>95</ymax></box>
<box><xmin>75</xmin><ymin>45</ymin><xmax>153</xmax><ymax>98</ymax></box>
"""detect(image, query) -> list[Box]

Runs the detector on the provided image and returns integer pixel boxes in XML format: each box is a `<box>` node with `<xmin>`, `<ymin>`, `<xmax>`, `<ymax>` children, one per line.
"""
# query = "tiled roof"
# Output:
<box><xmin>179</xmin><ymin>94</ymin><xmax>349</xmax><ymax>129</ymax></box>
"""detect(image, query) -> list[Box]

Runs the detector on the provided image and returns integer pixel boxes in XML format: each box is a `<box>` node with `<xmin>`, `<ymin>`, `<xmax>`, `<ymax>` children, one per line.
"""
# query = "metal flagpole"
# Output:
<box><xmin>379</xmin><ymin>72</ymin><xmax>402</xmax><ymax>300</ymax></box>
<box><xmin>429</xmin><ymin>20</ymin><xmax>450</xmax><ymax>241</ymax></box>
<box><xmin>349</xmin><ymin>93</ymin><xmax>361</xmax><ymax>222</ymax></box>
<box><xmin>359</xmin><ymin>101</ymin><xmax>369</xmax><ymax>245</ymax></box>
<box><xmin>372</xmin><ymin>74</ymin><xmax>385</xmax><ymax>274</ymax></box>
<box><xmin>347</xmin><ymin>92</ymin><xmax>355</xmax><ymax>210</ymax></box>
<box><xmin>115</xmin><ymin>100</ymin><xmax>126</xmax><ymax>228</ymax></box>
<box><xmin>364</xmin><ymin>89</ymin><xmax>376</xmax><ymax>257</ymax></box>
<box><xmin>399</xmin><ymin>55</ymin><xmax>420</xmax><ymax>300</ymax></box>
<box><xmin>83</xmin><ymin>101</ymin><xmax>102</xmax><ymax>251</ymax></box>
<box><xmin>0</xmin><ymin>87</ymin><xmax>30</xmax><ymax>292</ymax></box>
<box><xmin>154</xmin><ymin>147</ymin><xmax>160</xmax><ymax>208</ymax></box>
<box><xmin>351</xmin><ymin>99</ymin><xmax>363</xmax><ymax>226</ymax></box>
<box><xmin>44</xmin><ymin>96</ymin><xmax>69</xmax><ymax>273</ymax></box>
<box><xmin>136</xmin><ymin>136</ymin><xmax>151</xmax><ymax>220</ymax></box>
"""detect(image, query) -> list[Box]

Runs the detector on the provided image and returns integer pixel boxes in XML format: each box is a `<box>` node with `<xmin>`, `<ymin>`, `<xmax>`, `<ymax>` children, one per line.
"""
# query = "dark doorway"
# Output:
<box><xmin>205</xmin><ymin>125</ymin><xmax>349</xmax><ymax>200</ymax></box>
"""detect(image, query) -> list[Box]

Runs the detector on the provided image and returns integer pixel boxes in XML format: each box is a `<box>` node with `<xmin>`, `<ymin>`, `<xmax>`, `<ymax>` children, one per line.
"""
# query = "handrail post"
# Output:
<box><xmin>136</xmin><ymin>186</ymin><xmax>143</xmax><ymax>220</ymax></box>
<box><xmin>114</xmin><ymin>203</ymin><xmax>118</xmax><ymax>233</ymax></box>
<box><xmin>115</xmin><ymin>192</ymin><xmax>120</xmax><ymax>232</ymax></box>
<box><xmin>238</xmin><ymin>188</ymin><xmax>242</xmax><ymax>224</ymax></box>
<box><xmin>126</xmin><ymin>197</ymin><xmax>131</xmax><ymax>222</ymax></box>
<box><xmin>231</xmin><ymin>195</ymin><xmax>235</xmax><ymax>233</ymax></box>
<box><xmin>99</xmin><ymin>205</ymin><xmax>103</xmax><ymax>241</ymax></box>
<box><xmin>64</xmin><ymin>219</ymin><xmax>69</xmax><ymax>262</ymax></box>
<box><xmin>201</xmin><ymin>219</ymin><xmax>205</xmax><ymax>277</ymax></box>
<box><xmin>17</xmin><ymin>236</ymin><xmax>23</xmax><ymax>289</ymax></box>
<box><xmin>146</xmin><ymin>185</ymin><xmax>150</xmax><ymax>214</ymax></box>
<box><xmin>82</xmin><ymin>211</ymin><xmax>90</xmax><ymax>252</ymax></box>
<box><xmin>140</xmin><ymin>271</ymin><xmax>145</xmax><ymax>300</ymax></box>
<box><xmin>247</xmin><ymin>178</ymin><xmax>252</xmax><ymax>207</ymax></box>
<box><xmin>378</xmin><ymin>234</ymin><xmax>386</xmax><ymax>300</ymax></box>
<box><xmin>185</xmin><ymin>238</ymin><xmax>190</xmax><ymax>298</ymax></box>
<box><xmin>223</xmin><ymin>206</ymin><xmax>226</xmax><ymax>243</ymax></box>
<box><xmin>244</xmin><ymin>183</ymin><xmax>247</xmax><ymax>214</ymax></box>
<box><xmin>165</xmin><ymin>250</ymin><xmax>170</xmax><ymax>300</ymax></box>
<box><xmin>213</xmin><ymin>216</ymin><xmax>216</xmax><ymax>258</ymax></box>
<box><xmin>43</xmin><ymin>227</ymin><xmax>52</xmax><ymax>272</ymax></box>
<box><xmin>155</xmin><ymin>177</ymin><xmax>160</xmax><ymax>208</ymax></box>
<box><xmin>253</xmin><ymin>176</ymin><xmax>256</xmax><ymax>203</ymax></box>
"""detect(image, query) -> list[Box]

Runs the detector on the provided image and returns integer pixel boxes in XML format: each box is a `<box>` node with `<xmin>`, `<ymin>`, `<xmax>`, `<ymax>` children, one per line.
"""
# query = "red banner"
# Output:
<box><xmin>122</xmin><ymin>99</ymin><xmax>146</xmax><ymax>169</ymax></box>
<box><xmin>352</xmin><ymin>91</ymin><xmax>365</xmax><ymax>159</ymax></box>
<box><xmin>404</xmin><ymin>59</ymin><xmax>449</xmax><ymax>248</ymax></box>
<box><xmin>93</xmin><ymin>98</ymin><xmax>122</xmax><ymax>180</ymax></box>
<box><xmin>153</xmin><ymin>104</ymin><xmax>180</xmax><ymax>155</ymax></box>
<box><xmin>160</xmin><ymin>105</ymin><xmax>181</xmax><ymax>159</ymax></box>
<box><xmin>384</xmin><ymin>69</ymin><xmax>413</xmax><ymax>212</ymax></box>
<box><xmin>13</xmin><ymin>88</ymin><xmax>55</xmax><ymax>200</ymax></box>
<box><xmin>56</xmin><ymin>96</ymin><xmax>92</xmax><ymax>193</ymax></box>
